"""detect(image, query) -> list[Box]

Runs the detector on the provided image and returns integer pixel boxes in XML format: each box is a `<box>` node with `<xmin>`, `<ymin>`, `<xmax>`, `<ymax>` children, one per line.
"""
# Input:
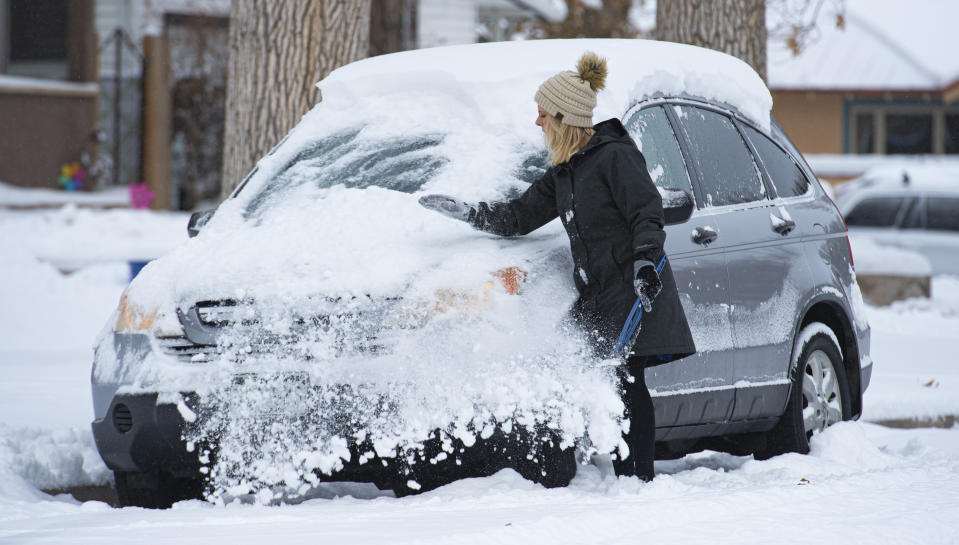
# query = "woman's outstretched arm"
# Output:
<box><xmin>419</xmin><ymin>169</ymin><xmax>559</xmax><ymax>236</ymax></box>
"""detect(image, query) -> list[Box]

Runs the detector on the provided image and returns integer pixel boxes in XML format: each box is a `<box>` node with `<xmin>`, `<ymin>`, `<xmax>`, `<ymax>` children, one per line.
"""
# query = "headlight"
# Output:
<box><xmin>114</xmin><ymin>293</ymin><xmax>157</xmax><ymax>332</ymax></box>
<box><xmin>384</xmin><ymin>267</ymin><xmax>527</xmax><ymax>328</ymax></box>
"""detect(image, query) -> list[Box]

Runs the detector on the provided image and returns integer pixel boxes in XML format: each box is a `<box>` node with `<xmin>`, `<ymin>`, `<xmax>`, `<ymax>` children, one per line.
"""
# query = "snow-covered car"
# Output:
<box><xmin>835</xmin><ymin>166</ymin><xmax>959</xmax><ymax>275</ymax></box>
<box><xmin>91</xmin><ymin>39</ymin><xmax>871</xmax><ymax>507</ymax></box>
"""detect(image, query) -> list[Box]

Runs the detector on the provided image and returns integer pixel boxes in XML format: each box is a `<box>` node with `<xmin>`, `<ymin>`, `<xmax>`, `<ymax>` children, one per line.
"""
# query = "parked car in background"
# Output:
<box><xmin>835</xmin><ymin>166</ymin><xmax>959</xmax><ymax>276</ymax></box>
<box><xmin>91</xmin><ymin>39</ymin><xmax>871</xmax><ymax>508</ymax></box>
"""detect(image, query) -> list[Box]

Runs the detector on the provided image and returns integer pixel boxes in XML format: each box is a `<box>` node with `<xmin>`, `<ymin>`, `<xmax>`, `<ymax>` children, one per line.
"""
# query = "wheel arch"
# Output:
<box><xmin>798</xmin><ymin>297</ymin><xmax>862</xmax><ymax>419</ymax></box>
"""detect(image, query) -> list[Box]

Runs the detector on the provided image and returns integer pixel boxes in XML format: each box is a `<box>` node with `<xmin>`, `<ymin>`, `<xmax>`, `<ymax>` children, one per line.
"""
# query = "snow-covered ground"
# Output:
<box><xmin>1</xmin><ymin>205</ymin><xmax>957</xmax><ymax>543</ymax></box>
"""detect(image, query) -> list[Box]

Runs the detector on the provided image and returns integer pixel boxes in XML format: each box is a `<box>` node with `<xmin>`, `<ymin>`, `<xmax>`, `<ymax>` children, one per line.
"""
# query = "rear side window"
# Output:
<box><xmin>674</xmin><ymin>105</ymin><xmax>765</xmax><ymax>207</ymax></box>
<box><xmin>624</xmin><ymin>106</ymin><xmax>694</xmax><ymax>197</ymax></box>
<box><xmin>742</xmin><ymin>125</ymin><xmax>810</xmax><ymax>198</ymax></box>
<box><xmin>926</xmin><ymin>197</ymin><xmax>959</xmax><ymax>232</ymax></box>
<box><xmin>844</xmin><ymin>197</ymin><xmax>906</xmax><ymax>227</ymax></box>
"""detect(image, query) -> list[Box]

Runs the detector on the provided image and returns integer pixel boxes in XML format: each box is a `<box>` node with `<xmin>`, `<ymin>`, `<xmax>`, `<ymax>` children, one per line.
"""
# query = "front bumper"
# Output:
<box><xmin>91</xmin><ymin>393</ymin><xmax>201</xmax><ymax>478</ymax></box>
<box><xmin>91</xmin><ymin>392</ymin><xmax>564</xmax><ymax>492</ymax></box>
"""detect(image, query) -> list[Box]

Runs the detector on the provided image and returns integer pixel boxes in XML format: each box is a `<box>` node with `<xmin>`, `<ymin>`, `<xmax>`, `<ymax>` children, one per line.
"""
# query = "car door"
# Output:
<box><xmin>623</xmin><ymin>103</ymin><xmax>736</xmax><ymax>432</ymax></box>
<box><xmin>669</xmin><ymin>104</ymin><xmax>811</xmax><ymax>422</ymax></box>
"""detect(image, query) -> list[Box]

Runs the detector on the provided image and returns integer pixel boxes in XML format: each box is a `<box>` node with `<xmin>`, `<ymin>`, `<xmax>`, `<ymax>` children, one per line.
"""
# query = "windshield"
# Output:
<box><xmin>244</xmin><ymin>129</ymin><xmax>448</xmax><ymax>218</ymax></box>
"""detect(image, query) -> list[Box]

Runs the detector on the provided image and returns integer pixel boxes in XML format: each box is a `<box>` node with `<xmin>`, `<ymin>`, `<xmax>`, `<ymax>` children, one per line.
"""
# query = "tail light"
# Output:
<box><xmin>818</xmin><ymin>178</ymin><xmax>855</xmax><ymax>269</ymax></box>
<box><xmin>846</xmin><ymin>234</ymin><xmax>855</xmax><ymax>270</ymax></box>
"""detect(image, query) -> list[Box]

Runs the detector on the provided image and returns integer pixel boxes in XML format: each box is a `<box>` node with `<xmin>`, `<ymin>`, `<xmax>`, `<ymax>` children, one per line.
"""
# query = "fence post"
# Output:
<box><xmin>142</xmin><ymin>35</ymin><xmax>172</xmax><ymax>211</ymax></box>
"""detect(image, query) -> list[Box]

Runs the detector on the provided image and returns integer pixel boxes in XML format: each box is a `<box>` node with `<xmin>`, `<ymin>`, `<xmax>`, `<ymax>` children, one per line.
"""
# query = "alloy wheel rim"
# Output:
<box><xmin>801</xmin><ymin>349</ymin><xmax>843</xmax><ymax>437</ymax></box>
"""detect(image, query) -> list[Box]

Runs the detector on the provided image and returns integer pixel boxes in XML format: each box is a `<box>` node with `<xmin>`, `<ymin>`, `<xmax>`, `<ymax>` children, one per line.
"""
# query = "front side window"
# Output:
<box><xmin>925</xmin><ymin>197</ymin><xmax>959</xmax><ymax>232</ymax></box>
<box><xmin>742</xmin><ymin>125</ymin><xmax>810</xmax><ymax>198</ymax></box>
<box><xmin>674</xmin><ymin>105</ymin><xmax>765</xmax><ymax>207</ymax></box>
<box><xmin>844</xmin><ymin>196</ymin><xmax>906</xmax><ymax>228</ymax></box>
<box><xmin>624</xmin><ymin>106</ymin><xmax>694</xmax><ymax>197</ymax></box>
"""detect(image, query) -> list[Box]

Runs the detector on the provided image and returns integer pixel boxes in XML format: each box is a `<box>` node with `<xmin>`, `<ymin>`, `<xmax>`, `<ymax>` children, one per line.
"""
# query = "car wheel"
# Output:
<box><xmin>511</xmin><ymin>432</ymin><xmax>577</xmax><ymax>488</ymax></box>
<box><xmin>757</xmin><ymin>323</ymin><xmax>851</xmax><ymax>460</ymax></box>
<box><xmin>114</xmin><ymin>470</ymin><xmax>203</xmax><ymax>508</ymax></box>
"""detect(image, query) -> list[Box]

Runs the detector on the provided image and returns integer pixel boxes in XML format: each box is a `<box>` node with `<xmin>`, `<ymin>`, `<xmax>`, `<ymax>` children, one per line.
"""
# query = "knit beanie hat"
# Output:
<box><xmin>535</xmin><ymin>52</ymin><xmax>608</xmax><ymax>128</ymax></box>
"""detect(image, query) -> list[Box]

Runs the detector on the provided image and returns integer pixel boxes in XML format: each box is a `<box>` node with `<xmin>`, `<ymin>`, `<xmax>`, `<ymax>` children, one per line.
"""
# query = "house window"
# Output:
<box><xmin>854</xmin><ymin>112</ymin><xmax>875</xmax><ymax>154</ymax></box>
<box><xmin>6</xmin><ymin>0</ymin><xmax>69</xmax><ymax>80</ymax></box>
<box><xmin>946</xmin><ymin>114</ymin><xmax>959</xmax><ymax>154</ymax></box>
<box><xmin>885</xmin><ymin>113</ymin><xmax>933</xmax><ymax>154</ymax></box>
<box><xmin>849</xmin><ymin>105</ymin><xmax>959</xmax><ymax>155</ymax></box>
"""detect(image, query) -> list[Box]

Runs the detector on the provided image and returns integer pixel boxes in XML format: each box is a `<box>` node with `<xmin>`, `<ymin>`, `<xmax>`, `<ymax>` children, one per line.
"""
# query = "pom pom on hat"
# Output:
<box><xmin>535</xmin><ymin>51</ymin><xmax>608</xmax><ymax>128</ymax></box>
<box><xmin>576</xmin><ymin>52</ymin><xmax>607</xmax><ymax>92</ymax></box>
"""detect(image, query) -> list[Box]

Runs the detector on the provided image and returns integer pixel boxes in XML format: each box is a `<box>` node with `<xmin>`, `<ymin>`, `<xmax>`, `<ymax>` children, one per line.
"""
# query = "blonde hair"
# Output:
<box><xmin>545</xmin><ymin>113</ymin><xmax>594</xmax><ymax>165</ymax></box>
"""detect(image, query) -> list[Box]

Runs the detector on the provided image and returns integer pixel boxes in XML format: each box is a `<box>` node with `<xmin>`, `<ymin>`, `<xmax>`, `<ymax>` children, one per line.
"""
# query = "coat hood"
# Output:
<box><xmin>576</xmin><ymin>118</ymin><xmax>633</xmax><ymax>159</ymax></box>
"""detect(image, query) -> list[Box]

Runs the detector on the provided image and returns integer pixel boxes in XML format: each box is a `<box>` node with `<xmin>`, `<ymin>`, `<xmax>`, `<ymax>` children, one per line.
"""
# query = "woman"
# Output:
<box><xmin>418</xmin><ymin>52</ymin><xmax>695</xmax><ymax>482</ymax></box>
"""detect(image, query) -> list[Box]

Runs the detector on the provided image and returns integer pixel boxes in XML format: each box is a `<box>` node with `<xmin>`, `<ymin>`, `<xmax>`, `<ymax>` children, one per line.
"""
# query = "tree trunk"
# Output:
<box><xmin>369</xmin><ymin>0</ymin><xmax>417</xmax><ymax>57</ymax></box>
<box><xmin>655</xmin><ymin>0</ymin><xmax>766</xmax><ymax>82</ymax></box>
<box><xmin>221</xmin><ymin>0</ymin><xmax>370</xmax><ymax>198</ymax></box>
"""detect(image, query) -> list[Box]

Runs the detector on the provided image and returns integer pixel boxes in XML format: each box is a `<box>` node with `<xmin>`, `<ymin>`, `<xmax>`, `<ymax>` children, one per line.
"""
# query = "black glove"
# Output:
<box><xmin>633</xmin><ymin>260</ymin><xmax>662</xmax><ymax>313</ymax></box>
<box><xmin>418</xmin><ymin>194</ymin><xmax>475</xmax><ymax>223</ymax></box>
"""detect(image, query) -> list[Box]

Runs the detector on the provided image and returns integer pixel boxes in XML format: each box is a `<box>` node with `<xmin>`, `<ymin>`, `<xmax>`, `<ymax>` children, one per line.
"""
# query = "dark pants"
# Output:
<box><xmin>569</xmin><ymin>295</ymin><xmax>656</xmax><ymax>480</ymax></box>
<box><xmin>613</xmin><ymin>362</ymin><xmax>655</xmax><ymax>481</ymax></box>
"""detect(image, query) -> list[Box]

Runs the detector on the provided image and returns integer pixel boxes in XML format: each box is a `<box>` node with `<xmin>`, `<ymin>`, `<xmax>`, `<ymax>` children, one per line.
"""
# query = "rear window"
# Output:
<box><xmin>844</xmin><ymin>196</ymin><xmax>907</xmax><ymax>227</ymax></box>
<box><xmin>244</xmin><ymin>130</ymin><xmax>447</xmax><ymax>218</ymax></box>
<box><xmin>674</xmin><ymin>105</ymin><xmax>766</xmax><ymax>207</ymax></box>
<box><xmin>926</xmin><ymin>197</ymin><xmax>959</xmax><ymax>232</ymax></box>
<box><xmin>742</xmin><ymin>125</ymin><xmax>810</xmax><ymax>198</ymax></box>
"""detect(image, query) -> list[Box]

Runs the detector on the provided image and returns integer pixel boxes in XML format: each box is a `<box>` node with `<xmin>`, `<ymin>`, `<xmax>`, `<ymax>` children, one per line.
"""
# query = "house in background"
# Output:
<box><xmin>0</xmin><ymin>0</ymin><xmax>98</xmax><ymax>190</ymax></box>
<box><xmin>418</xmin><ymin>0</ymin><xmax>566</xmax><ymax>47</ymax></box>
<box><xmin>767</xmin><ymin>0</ymin><xmax>959</xmax><ymax>182</ymax></box>
<box><xmin>95</xmin><ymin>0</ymin><xmax>229</xmax><ymax>209</ymax></box>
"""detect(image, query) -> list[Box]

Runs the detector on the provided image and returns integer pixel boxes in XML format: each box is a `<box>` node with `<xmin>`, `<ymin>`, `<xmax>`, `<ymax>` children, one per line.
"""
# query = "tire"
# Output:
<box><xmin>533</xmin><ymin>443</ymin><xmax>577</xmax><ymax>488</ymax></box>
<box><xmin>114</xmin><ymin>470</ymin><xmax>203</xmax><ymax>508</ymax></box>
<box><xmin>510</xmin><ymin>432</ymin><xmax>577</xmax><ymax>488</ymax></box>
<box><xmin>757</xmin><ymin>323</ymin><xmax>851</xmax><ymax>460</ymax></box>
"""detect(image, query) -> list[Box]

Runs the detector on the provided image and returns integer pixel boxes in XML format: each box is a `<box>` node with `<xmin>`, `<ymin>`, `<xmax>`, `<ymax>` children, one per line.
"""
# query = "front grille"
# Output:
<box><xmin>195</xmin><ymin>299</ymin><xmax>255</xmax><ymax>327</ymax></box>
<box><xmin>156</xmin><ymin>335</ymin><xmax>218</xmax><ymax>363</ymax></box>
<box><xmin>113</xmin><ymin>404</ymin><xmax>132</xmax><ymax>432</ymax></box>
<box><xmin>163</xmin><ymin>297</ymin><xmax>402</xmax><ymax>363</ymax></box>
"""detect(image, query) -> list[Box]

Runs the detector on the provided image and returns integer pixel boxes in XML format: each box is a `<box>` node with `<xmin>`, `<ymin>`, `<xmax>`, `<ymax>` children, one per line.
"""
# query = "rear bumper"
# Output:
<box><xmin>860</xmin><ymin>355</ymin><xmax>873</xmax><ymax>394</ymax></box>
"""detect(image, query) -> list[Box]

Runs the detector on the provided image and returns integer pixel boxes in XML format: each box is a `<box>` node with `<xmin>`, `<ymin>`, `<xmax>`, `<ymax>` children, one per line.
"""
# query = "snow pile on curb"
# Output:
<box><xmin>0</xmin><ymin>424</ymin><xmax>111</xmax><ymax>500</ymax></box>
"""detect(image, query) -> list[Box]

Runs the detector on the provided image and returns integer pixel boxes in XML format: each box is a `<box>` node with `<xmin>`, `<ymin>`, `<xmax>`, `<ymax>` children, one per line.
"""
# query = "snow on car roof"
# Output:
<box><xmin>318</xmin><ymin>38</ymin><xmax>773</xmax><ymax>131</ymax></box>
<box><xmin>855</xmin><ymin>165</ymin><xmax>959</xmax><ymax>191</ymax></box>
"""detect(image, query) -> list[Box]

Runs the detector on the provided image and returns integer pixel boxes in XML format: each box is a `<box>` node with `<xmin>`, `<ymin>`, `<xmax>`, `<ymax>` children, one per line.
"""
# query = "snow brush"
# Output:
<box><xmin>613</xmin><ymin>254</ymin><xmax>668</xmax><ymax>358</ymax></box>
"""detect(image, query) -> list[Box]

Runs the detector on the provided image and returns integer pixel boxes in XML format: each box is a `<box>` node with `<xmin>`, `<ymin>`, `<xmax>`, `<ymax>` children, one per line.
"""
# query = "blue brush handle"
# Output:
<box><xmin>613</xmin><ymin>254</ymin><xmax>668</xmax><ymax>356</ymax></box>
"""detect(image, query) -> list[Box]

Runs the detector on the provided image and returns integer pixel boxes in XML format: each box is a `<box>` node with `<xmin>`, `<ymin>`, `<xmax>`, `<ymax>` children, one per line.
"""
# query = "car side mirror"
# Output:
<box><xmin>661</xmin><ymin>188</ymin><xmax>695</xmax><ymax>225</ymax></box>
<box><xmin>187</xmin><ymin>209</ymin><xmax>215</xmax><ymax>238</ymax></box>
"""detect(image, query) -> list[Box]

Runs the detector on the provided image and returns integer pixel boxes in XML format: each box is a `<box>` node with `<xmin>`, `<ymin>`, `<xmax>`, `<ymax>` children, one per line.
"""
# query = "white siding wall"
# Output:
<box><xmin>418</xmin><ymin>0</ymin><xmax>477</xmax><ymax>48</ymax></box>
<box><xmin>96</xmin><ymin>0</ymin><xmax>143</xmax><ymax>77</ymax></box>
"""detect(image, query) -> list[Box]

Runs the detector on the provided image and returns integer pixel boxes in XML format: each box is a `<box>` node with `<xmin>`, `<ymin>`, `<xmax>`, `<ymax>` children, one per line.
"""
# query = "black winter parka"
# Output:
<box><xmin>469</xmin><ymin>118</ymin><xmax>695</xmax><ymax>367</ymax></box>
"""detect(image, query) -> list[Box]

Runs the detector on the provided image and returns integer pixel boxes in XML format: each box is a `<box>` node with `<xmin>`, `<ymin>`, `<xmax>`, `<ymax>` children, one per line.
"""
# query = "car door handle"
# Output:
<box><xmin>691</xmin><ymin>226</ymin><xmax>718</xmax><ymax>246</ymax></box>
<box><xmin>770</xmin><ymin>213</ymin><xmax>796</xmax><ymax>236</ymax></box>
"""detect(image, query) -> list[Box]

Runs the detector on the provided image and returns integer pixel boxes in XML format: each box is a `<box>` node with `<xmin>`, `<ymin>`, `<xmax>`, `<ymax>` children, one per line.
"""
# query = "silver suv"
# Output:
<box><xmin>90</xmin><ymin>40</ymin><xmax>871</xmax><ymax>507</ymax></box>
